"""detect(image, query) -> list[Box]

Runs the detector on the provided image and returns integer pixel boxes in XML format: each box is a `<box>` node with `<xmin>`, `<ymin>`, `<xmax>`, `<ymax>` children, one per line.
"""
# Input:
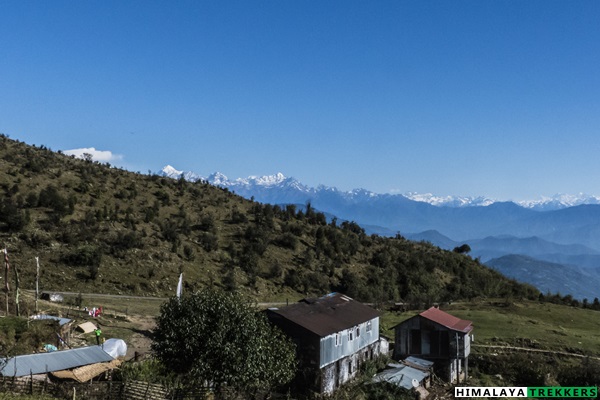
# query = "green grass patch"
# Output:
<box><xmin>379</xmin><ymin>299</ymin><xmax>600</xmax><ymax>357</ymax></box>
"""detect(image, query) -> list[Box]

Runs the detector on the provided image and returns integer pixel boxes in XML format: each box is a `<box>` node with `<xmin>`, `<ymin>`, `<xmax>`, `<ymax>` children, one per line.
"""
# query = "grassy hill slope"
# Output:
<box><xmin>0</xmin><ymin>135</ymin><xmax>538</xmax><ymax>306</ymax></box>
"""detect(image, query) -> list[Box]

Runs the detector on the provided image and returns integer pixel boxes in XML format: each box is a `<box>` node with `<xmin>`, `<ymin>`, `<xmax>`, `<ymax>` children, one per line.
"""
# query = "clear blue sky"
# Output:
<box><xmin>1</xmin><ymin>1</ymin><xmax>599</xmax><ymax>201</ymax></box>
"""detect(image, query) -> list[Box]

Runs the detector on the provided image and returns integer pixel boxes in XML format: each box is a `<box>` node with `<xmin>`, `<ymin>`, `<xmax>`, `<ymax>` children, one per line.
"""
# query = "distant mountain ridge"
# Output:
<box><xmin>160</xmin><ymin>165</ymin><xmax>600</xmax><ymax>211</ymax></box>
<box><xmin>486</xmin><ymin>255</ymin><xmax>600</xmax><ymax>301</ymax></box>
<box><xmin>159</xmin><ymin>166</ymin><xmax>600</xmax><ymax>248</ymax></box>
<box><xmin>159</xmin><ymin>165</ymin><xmax>600</xmax><ymax>300</ymax></box>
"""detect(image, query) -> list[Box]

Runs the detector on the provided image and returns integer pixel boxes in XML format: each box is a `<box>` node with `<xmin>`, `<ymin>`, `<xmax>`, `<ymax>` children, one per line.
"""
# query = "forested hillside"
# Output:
<box><xmin>0</xmin><ymin>135</ymin><xmax>538</xmax><ymax>303</ymax></box>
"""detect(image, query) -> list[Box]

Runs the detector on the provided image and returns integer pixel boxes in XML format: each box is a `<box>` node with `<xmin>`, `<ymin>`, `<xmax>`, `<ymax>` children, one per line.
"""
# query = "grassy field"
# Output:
<box><xmin>12</xmin><ymin>291</ymin><xmax>600</xmax><ymax>379</ymax></box>
<box><xmin>3</xmin><ymin>292</ymin><xmax>600</xmax><ymax>394</ymax></box>
<box><xmin>380</xmin><ymin>299</ymin><xmax>600</xmax><ymax>357</ymax></box>
<box><xmin>29</xmin><ymin>293</ymin><xmax>600</xmax><ymax>358</ymax></box>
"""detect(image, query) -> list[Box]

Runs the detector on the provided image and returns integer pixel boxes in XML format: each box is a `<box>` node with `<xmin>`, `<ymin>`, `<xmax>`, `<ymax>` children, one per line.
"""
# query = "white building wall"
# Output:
<box><xmin>320</xmin><ymin>339</ymin><xmax>386</xmax><ymax>395</ymax></box>
<box><xmin>319</xmin><ymin>317</ymin><xmax>379</xmax><ymax>368</ymax></box>
<box><xmin>322</xmin><ymin>363</ymin><xmax>337</xmax><ymax>394</ymax></box>
<box><xmin>464</xmin><ymin>332</ymin><xmax>471</xmax><ymax>357</ymax></box>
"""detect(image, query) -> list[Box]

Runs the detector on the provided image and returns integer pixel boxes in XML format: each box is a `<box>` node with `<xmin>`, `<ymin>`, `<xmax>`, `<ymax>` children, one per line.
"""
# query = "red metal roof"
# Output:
<box><xmin>268</xmin><ymin>292</ymin><xmax>379</xmax><ymax>337</ymax></box>
<box><xmin>419</xmin><ymin>307</ymin><xmax>473</xmax><ymax>333</ymax></box>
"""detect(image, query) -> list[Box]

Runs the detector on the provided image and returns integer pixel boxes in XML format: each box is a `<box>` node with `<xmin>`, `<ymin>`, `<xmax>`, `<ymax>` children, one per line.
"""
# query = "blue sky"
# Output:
<box><xmin>1</xmin><ymin>1</ymin><xmax>599</xmax><ymax>201</ymax></box>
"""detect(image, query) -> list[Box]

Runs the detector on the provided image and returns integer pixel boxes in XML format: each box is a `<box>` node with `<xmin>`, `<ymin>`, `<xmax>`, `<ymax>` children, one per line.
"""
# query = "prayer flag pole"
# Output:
<box><xmin>3</xmin><ymin>248</ymin><xmax>10</xmax><ymax>316</ymax></box>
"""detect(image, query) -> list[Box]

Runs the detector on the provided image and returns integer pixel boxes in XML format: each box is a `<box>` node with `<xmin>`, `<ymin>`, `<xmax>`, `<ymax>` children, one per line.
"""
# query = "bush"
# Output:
<box><xmin>113</xmin><ymin>359</ymin><xmax>175</xmax><ymax>385</ymax></box>
<box><xmin>274</xmin><ymin>232</ymin><xmax>298</xmax><ymax>250</ymax></box>
<box><xmin>230</xmin><ymin>208</ymin><xmax>248</xmax><ymax>223</ymax></box>
<box><xmin>62</xmin><ymin>245</ymin><xmax>102</xmax><ymax>267</ymax></box>
<box><xmin>38</xmin><ymin>185</ymin><xmax>69</xmax><ymax>216</ymax></box>
<box><xmin>0</xmin><ymin>198</ymin><xmax>28</xmax><ymax>232</ymax></box>
<box><xmin>112</xmin><ymin>231</ymin><xmax>143</xmax><ymax>255</ymax></box>
<box><xmin>183</xmin><ymin>244</ymin><xmax>195</xmax><ymax>261</ymax></box>
<box><xmin>198</xmin><ymin>232</ymin><xmax>218</xmax><ymax>252</ymax></box>
<box><xmin>152</xmin><ymin>289</ymin><xmax>296</xmax><ymax>393</ymax></box>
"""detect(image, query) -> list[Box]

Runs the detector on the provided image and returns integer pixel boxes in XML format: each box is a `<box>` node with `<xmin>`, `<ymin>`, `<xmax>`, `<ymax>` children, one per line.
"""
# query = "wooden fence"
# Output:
<box><xmin>0</xmin><ymin>377</ymin><xmax>51</xmax><ymax>397</ymax></box>
<box><xmin>120</xmin><ymin>381</ymin><xmax>170</xmax><ymax>400</ymax></box>
<box><xmin>0</xmin><ymin>378</ymin><xmax>213</xmax><ymax>399</ymax></box>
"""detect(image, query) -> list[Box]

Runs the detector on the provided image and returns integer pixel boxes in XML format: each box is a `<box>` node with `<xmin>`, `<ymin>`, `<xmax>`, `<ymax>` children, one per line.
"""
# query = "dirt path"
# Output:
<box><xmin>123</xmin><ymin>315</ymin><xmax>156</xmax><ymax>359</ymax></box>
<box><xmin>473</xmin><ymin>344</ymin><xmax>600</xmax><ymax>360</ymax></box>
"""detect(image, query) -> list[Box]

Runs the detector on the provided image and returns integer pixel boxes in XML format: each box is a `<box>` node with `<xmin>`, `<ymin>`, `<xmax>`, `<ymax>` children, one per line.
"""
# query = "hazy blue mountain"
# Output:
<box><xmin>406</xmin><ymin>230</ymin><xmax>460</xmax><ymax>249</ymax></box>
<box><xmin>469</xmin><ymin>235</ymin><xmax>597</xmax><ymax>256</ymax></box>
<box><xmin>159</xmin><ymin>166</ymin><xmax>600</xmax><ymax>250</ymax></box>
<box><xmin>467</xmin><ymin>235</ymin><xmax>599</xmax><ymax>262</ymax></box>
<box><xmin>405</xmin><ymin>231</ymin><xmax>599</xmax><ymax>262</ymax></box>
<box><xmin>533</xmin><ymin>253</ymin><xmax>600</xmax><ymax>269</ymax></box>
<box><xmin>485</xmin><ymin>255</ymin><xmax>600</xmax><ymax>300</ymax></box>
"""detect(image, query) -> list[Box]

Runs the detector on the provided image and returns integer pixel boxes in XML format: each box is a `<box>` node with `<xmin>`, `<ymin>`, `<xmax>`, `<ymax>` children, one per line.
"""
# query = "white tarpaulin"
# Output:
<box><xmin>101</xmin><ymin>338</ymin><xmax>127</xmax><ymax>359</ymax></box>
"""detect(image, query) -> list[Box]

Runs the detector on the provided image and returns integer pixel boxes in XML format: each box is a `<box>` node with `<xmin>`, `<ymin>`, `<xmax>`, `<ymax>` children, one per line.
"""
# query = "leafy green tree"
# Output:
<box><xmin>151</xmin><ymin>289</ymin><xmax>296</xmax><ymax>395</ymax></box>
<box><xmin>38</xmin><ymin>185</ymin><xmax>69</xmax><ymax>216</ymax></box>
<box><xmin>0</xmin><ymin>198</ymin><xmax>28</xmax><ymax>232</ymax></box>
<box><xmin>62</xmin><ymin>244</ymin><xmax>102</xmax><ymax>268</ymax></box>
<box><xmin>453</xmin><ymin>244</ymin><xmax>472</xmax><ymax>254</ymax></box>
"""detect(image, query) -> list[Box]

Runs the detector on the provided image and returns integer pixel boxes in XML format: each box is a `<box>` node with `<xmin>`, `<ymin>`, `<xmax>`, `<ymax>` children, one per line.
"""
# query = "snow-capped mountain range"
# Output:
<box><xmin>160</xmin><ymin>165</ymin><xmax>600</xmax><ymax>211</ymax></box>
<box><xmin>160</xmin><ymin>165</ymin><xmax>600</xmax><ymax>301</ymax></box>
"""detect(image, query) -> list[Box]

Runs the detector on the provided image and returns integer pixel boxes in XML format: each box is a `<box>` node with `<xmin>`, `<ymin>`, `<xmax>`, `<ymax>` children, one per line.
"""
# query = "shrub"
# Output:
<box><xmin>198</xmin><ymin>232</ymin><xmax>218</xmax><ymax>252</ymax></box>
<box><xmin>274</xmin><ymin>232</ymin><xmax>298</xmax><ymax>250</ymax></box>
<box><xmin>62</xmin><ymin>245</ymin><xmax>102</xmax><ymax>267</ymax></box>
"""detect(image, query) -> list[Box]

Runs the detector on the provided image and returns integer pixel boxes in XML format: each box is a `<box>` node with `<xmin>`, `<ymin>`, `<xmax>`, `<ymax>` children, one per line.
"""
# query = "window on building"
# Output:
<box><xmin>335</xmin><ymin>333</ymin><xmax>340</xmax><ymax>346</ymax></box>
<box><xmin>356</xmin><ymin>327</ymin><xmax>360</xmax><ymax>338</ymax></box>
<box><xmin>366</xmin><ymin>320</ymin><xmax>372</xmax><ymax>332</ymax></box>
<box><xmin>349</xmin><ymin>329</ymin><xmax>354</xmax><ymax>341</ymax></box>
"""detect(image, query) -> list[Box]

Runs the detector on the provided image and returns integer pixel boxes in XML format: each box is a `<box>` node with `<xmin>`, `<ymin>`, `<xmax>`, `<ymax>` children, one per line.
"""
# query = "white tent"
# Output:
<box><xmin>101</xmin><ymin>338</ymin><xmax>127</xmax><ymax>359</ymax></box>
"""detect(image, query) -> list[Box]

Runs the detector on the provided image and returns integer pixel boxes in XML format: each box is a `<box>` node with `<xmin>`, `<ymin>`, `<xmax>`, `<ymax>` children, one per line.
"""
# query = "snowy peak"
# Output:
<box><xmin>159</xmin><ymin>166</ymin><xmax>307</xmax><ymax>192</ymax></box>
<box><xmin>161</xmin><ymin>165</ymin><xmax>182</xmax><ymax>177</ymax></box>
<box><xmin>232</xmin><ymin>172</ymin><xmax>290</xmax><ymax>187</ymax></box>
<box><xmin>518</xmin><ymin>193</ymin><xmax>600</xmax><ymax>211</ymax></box>
<box><xmin>208</xmin><ymin>172</ymin><xmax>229</xmax><ymax>185</ymax></box>
<box><xmin>158</xmin><ymin>165</ymin><xmax>600</xmax><ymax>210</ymax></box>
<box><xmin>405</xmin><ymin>192</ymin><xmax>600</xmax><ymax>210</ymax></box>
<box><xmin>161</xmin><ymin>165</ymin><xmax>203</xmax><ymax>182</ymax></box>
<box><xmin>404</xmin><ymin>192</ymin><xmax>496</xmax><ymax>207</ymax></box>
<box><xmin>252</xmin><ymin>172</ymin><xmax>287</xmax><ymax>186</ymax></box>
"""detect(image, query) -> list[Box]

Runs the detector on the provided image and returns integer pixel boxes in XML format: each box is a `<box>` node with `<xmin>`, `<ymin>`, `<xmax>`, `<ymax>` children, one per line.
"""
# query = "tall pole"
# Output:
<box><xmin>3</xmin><ymin>248</ymin><xmax>10</xmax><ymax>316</ymax></box>
<box><xmin>35</xmin><ymin>257</ymin><xmax>40</xmax><ymax>313</ymax></box>
<box><xmin>14</xmin><ymin>262</ymin><xmax>20</xmax><ymax>317</ymax></box>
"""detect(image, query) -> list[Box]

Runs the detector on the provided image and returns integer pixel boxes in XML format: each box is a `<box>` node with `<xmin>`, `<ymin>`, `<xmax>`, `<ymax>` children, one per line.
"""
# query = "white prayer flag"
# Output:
<box><xmin>176</xmin><ymin>273</ymin><xmax>183</xmax><ymax>298</ymax></box>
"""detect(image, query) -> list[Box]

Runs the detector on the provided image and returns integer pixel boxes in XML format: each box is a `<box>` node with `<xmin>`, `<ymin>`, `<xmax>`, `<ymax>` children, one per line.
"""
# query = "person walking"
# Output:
<box><xmin>94</xmin><ymin>326</ymin><xmax>102</xmax><ymax>345</ymax></box>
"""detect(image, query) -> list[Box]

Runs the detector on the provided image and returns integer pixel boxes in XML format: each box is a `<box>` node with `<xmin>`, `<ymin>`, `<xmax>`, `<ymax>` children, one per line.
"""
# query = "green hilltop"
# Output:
<box><xmin>0</xmin><ymin>134</ymin><xmax>538</xmax><ymax>303</ymax></box>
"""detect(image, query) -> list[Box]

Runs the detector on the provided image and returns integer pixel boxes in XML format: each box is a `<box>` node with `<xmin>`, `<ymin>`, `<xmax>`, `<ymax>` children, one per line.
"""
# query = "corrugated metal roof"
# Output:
<box><xmin>269</xmin><ymin>292</ymin><xmax>379</xmax><ymax>337</ymax></box>
<box><xmin>404</xmin><ymin>356</ymin><xmax>434</xmax><ymax>371</ymax></box>
<box><xmin>30</xmin><ymin>314</ymin><xmax>72</xmax><ymax>327</ymax></box>
<box><xmin>419</xmin><ymin>307</ymin><xmax>473</xmax><ymax>333</ymax></box>
<box><xmin>373</xmin><ymin>364</ymin><xmax>429</xmax><ymax>390</ymax></box>
<box><xmin>0</xmin><ymin>346</ymin><xmax>114</xmax><ymax>377</ymax></box>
